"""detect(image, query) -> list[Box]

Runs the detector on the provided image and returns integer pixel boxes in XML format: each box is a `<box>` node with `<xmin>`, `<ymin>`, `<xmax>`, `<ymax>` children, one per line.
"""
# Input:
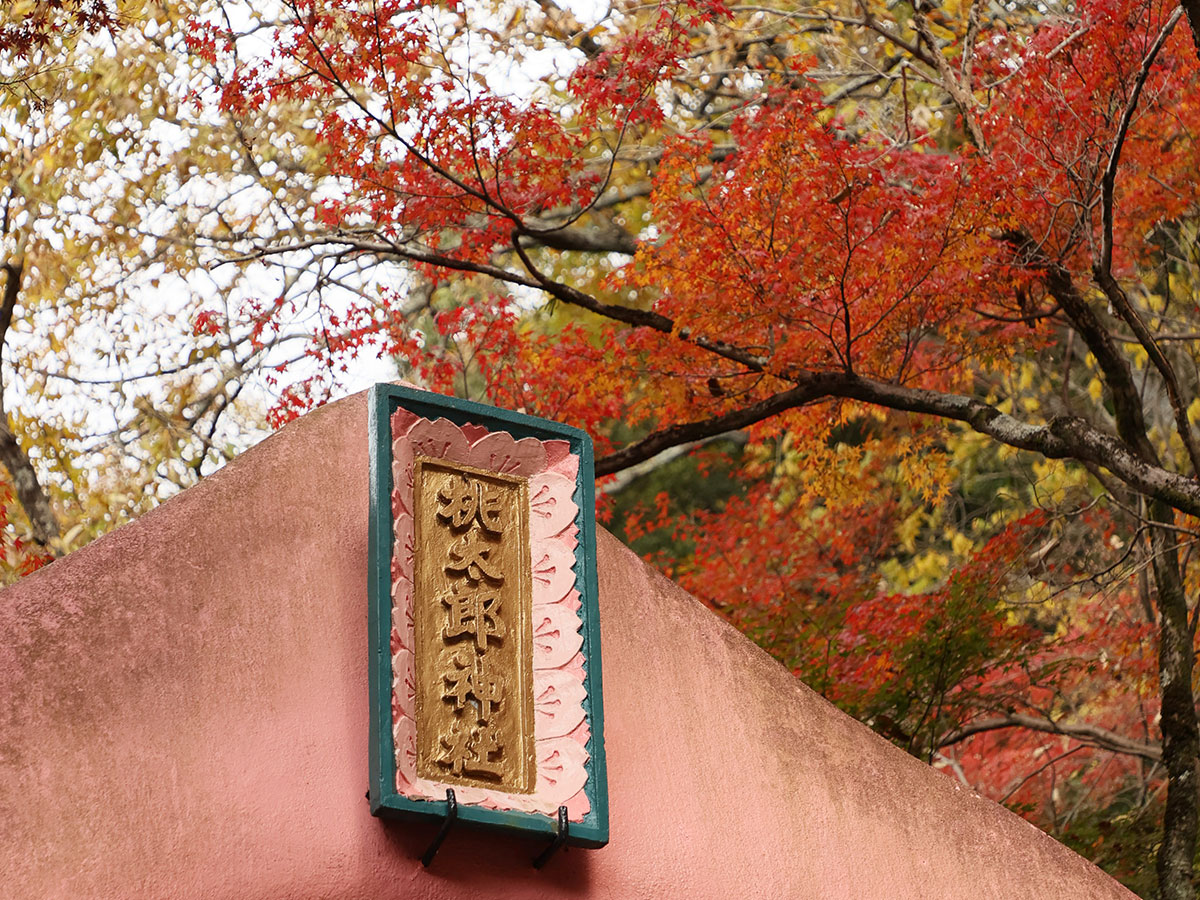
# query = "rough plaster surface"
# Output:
<box><xmin>1</xmin><ymin>390</ymin><xmax>1135</xmax><ymax>899</ymax></box>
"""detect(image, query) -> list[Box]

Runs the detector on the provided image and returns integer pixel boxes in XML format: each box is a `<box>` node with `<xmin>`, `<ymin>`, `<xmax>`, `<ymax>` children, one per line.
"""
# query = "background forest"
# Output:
<box><xmin>4</xmin><ymin>0</ymin><xmax>1200</xmax><ymax>895</ymax></box>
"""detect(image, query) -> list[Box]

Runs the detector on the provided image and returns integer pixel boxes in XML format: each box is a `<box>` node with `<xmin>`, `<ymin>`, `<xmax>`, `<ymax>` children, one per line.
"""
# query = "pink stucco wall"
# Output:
<box><xmin>1</xmin><ymin>390</ymin><xmax>1135</xmax><ymax>899</ymax></box>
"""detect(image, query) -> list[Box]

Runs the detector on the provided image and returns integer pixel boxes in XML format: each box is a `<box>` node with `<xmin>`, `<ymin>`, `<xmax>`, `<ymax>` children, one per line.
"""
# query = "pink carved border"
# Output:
<box><xmin>389</xmin><ymin>410</ymin><xmax>591</xmax><ymax>820</ymax></box>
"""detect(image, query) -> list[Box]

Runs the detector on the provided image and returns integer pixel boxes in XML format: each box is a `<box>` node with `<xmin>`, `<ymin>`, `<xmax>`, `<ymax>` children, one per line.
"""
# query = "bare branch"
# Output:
<box><xmin>938</xmin><ymin>713</ymin><xmax>1161</xmax><ymax>763</ymax></box>
<box><xmin>597</xmin><ymin>381</ymin><xmax>831</xmax><ymax>475</ymax></box>
<box><xmin>518</xmin><ymin>222</ymin><xmax>638</xmax><ymax>255</ymax></box>
<box><xmin>598</xmin><ymin>431</ymin><xmax>746</xmax><ymax>495</ymax></box>
<box><xmin>910</xmin><ymin>2</ymin><xmax>986</xmax><ymax>148</ymax></box>
<box><xmin>597</xmin><ymin>371</ymin><xmax>1200</xmax><ymax>520</ymax></box>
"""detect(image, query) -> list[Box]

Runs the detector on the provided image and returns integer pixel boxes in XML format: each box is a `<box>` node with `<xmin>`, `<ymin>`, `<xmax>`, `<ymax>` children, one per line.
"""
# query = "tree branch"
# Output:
<box><xmin>910</xmin><ymin>1</ymin><xmax>986</xmax><ymax>148</ymax></box>
<box><xmin>226</xmin><ymin>231</ymin><xmax>770</xmax><ymax>374</ymax></box>
<box><xmin>234</xmin><ymin>233</ymin><xmax>1200</xmax><ymax>518</ymax></box>
<box><xmin>1001</xmin><ymin>230</ymin><xmax>1156</xmax><ymax>461</ymax></box>
<box><xmin>938</xmin><ymin>713</ymin><xmax>1161</xmax><ymax>763</ymax></box>
<box><xmin>0</xmin><ymin>258</ymin><xmax>19</xmax><ymax>361</ymax></box>
<box><xmin>826</xmin><ymin>55</ymin><xmax>904</xmax><ymax>104</ymax></box>
<box><xmin>598</xmin><ymin>372</ymin><xmax>1200</xmax><ymax>518</ymax></box>
<box><xmin>0</xmin><ymin>420</ymin><xmax>60</xmax><ymax>549</ymax></box>
<box><xmin>508</xmin><ymin>233</ymin><xmax>770</xmax><ymax>372</ymax></box>
<box><xmin>0</xmin><ymin>259</ymin><xmax>60</xmax><ymax>550</ymax></box>
<box><xmin>516</xmin><ymin>221</ymin><xmax>638</xmax><ymax>255</ymax></box>
<box><xmin>1099</xmin><ymin>6</ymin><xmax>1182</xmax><ymax>278</ymax></box>
<box><xmin>799</xmin><ymin>10</ymin><xmax>938</xmax><ymax>70</ymax></box>
<box><xmin>1093</xmin><ymin>8</ymin><xmax>1200</xmax><ymax>475</ymax></box>
<box><xmin>1181</xmin><ymin>0</ymin><xmax>1200</xmax><ymax>64</ymax></box>
<box><xmin>597</xmin><ymin>381</ymin><xmax>833</xmax><ymax>475</ymax></box>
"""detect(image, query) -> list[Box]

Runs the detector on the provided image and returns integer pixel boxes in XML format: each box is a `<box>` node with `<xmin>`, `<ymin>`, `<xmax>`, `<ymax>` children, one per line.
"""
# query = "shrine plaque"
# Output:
<box><xmin>367</xmin><ymin>384</ymin><xmax>609</xmax><ymax>850</ymax></box>
<box><xmin>412</xmin><ymin>459</ymin><xmax>535</xmax><ymax>792</ymax></box>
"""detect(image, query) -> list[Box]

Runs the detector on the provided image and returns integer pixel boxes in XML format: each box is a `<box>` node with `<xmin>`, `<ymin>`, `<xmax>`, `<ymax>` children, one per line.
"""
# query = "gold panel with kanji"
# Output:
<box><xmin>412</xmin><ymin>457</ymin><xmax>535</xmax><ymax>793</ymax></box>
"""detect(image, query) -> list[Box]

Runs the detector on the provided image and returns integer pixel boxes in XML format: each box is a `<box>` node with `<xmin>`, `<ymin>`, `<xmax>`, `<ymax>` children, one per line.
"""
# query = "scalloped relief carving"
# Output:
<box><xmin>390</xmin><ymin>409</ymin><xmax>590</xmax><ymax>820</ymax></box>
<box><xmin>530</xmin><ymin>473</ymin><xmax>578</xmax><ymax>539</ymax></box>
<box><xmin>532</xmin><ymin>605</ymin><xmax>585</xmax><ymax>670</ymax></box>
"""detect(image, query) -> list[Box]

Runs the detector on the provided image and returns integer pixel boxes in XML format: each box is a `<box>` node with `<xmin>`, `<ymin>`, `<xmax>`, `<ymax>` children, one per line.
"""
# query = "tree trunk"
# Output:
<box><xmin>0</xmin><ymin>419</ymin><xmax>59</xmax><ymax>548</ymax></box>
<box><xmin>1183</xmin><ymin>0</ymin><xmax>1200</xmax><ymax>65</ymax></box>
<box><xmin>0</xmin><ymin>259</ymin><xmax>59</xmax><ymax>550</ymax></box>
<box><xmin>1148</xmin><ymin>499</ymin><xmax>1199</xmax><ymax>900</ymax></box>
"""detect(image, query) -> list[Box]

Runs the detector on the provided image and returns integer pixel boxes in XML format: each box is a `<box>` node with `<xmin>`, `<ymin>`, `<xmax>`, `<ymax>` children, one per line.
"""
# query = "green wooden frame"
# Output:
<box><xmin>367</xmin><ymin>383</ymin><xmax>609</xmax><ymax>848</ymax></box>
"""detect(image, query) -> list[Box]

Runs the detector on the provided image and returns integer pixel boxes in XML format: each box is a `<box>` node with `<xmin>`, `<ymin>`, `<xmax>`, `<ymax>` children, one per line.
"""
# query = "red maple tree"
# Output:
<box><xmin>188</xmin><ymin>0</ymin><xmax>1200</xmax><ymax>893</ymax></box>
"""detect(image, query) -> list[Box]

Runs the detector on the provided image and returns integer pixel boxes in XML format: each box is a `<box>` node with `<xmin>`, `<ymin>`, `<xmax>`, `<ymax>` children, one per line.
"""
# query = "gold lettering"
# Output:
<box><xmin>436</xmin><ymin>472</ymin><xmax>506</xmax><ymax>534</ymax></box>
<box><xmin>413</xmin><ymin>458</ymin><xmax>535</xmax><ymax>793</ymax></box>
<box><xmin>441</xmin><ymin>584</ymin><xmax>507</xmax><ymax>651</ymax></box>
<box><xmin>436</xmin><ymin>719</ymin><xmax>505</xmax><ymax>780</ymax></box>
<box><xmin>440</xmin><ymin>646</ymin><xmax>505</xmax><ymax>721</ymax></box>
<box><xmin>445</xmin><ymin>530</ymin><xmax>505</xmax><ymax>584</ymax></box>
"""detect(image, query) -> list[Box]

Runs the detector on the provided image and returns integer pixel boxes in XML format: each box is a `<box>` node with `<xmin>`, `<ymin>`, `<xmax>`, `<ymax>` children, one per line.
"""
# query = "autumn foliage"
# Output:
<box><xmin>0</xmin><ymin>1</ymin><xmax>116</xmax><ymax>58</ymax></box>
<box><xmin>3</xmin><ymin>0</ymin><xmax>1200</xmax><ymax>895</ymax></box>
<box><xmin>195</xmin><ymin>0</ymin><xmax>1200</xmax><ymax>891</ymax></box>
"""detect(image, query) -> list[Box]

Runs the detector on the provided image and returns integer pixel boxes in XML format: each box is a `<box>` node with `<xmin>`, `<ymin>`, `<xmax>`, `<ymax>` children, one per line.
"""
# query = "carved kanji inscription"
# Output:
<box><xmin>413</xmin><ymin>458</ymin><xmax>535</xmax><ymax>792</ymax></box>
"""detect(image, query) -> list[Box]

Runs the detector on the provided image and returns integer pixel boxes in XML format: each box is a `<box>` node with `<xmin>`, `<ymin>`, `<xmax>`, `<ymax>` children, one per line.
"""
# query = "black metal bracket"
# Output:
<box><xmin>532</xmin><ymin>805</ymin><xmax>569</xmax><ymax>869</ymax></box>
<box><xmin>420</xmin><ymin>789</ymin><xmax>458</xmax><ymax>867</ymax></box>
